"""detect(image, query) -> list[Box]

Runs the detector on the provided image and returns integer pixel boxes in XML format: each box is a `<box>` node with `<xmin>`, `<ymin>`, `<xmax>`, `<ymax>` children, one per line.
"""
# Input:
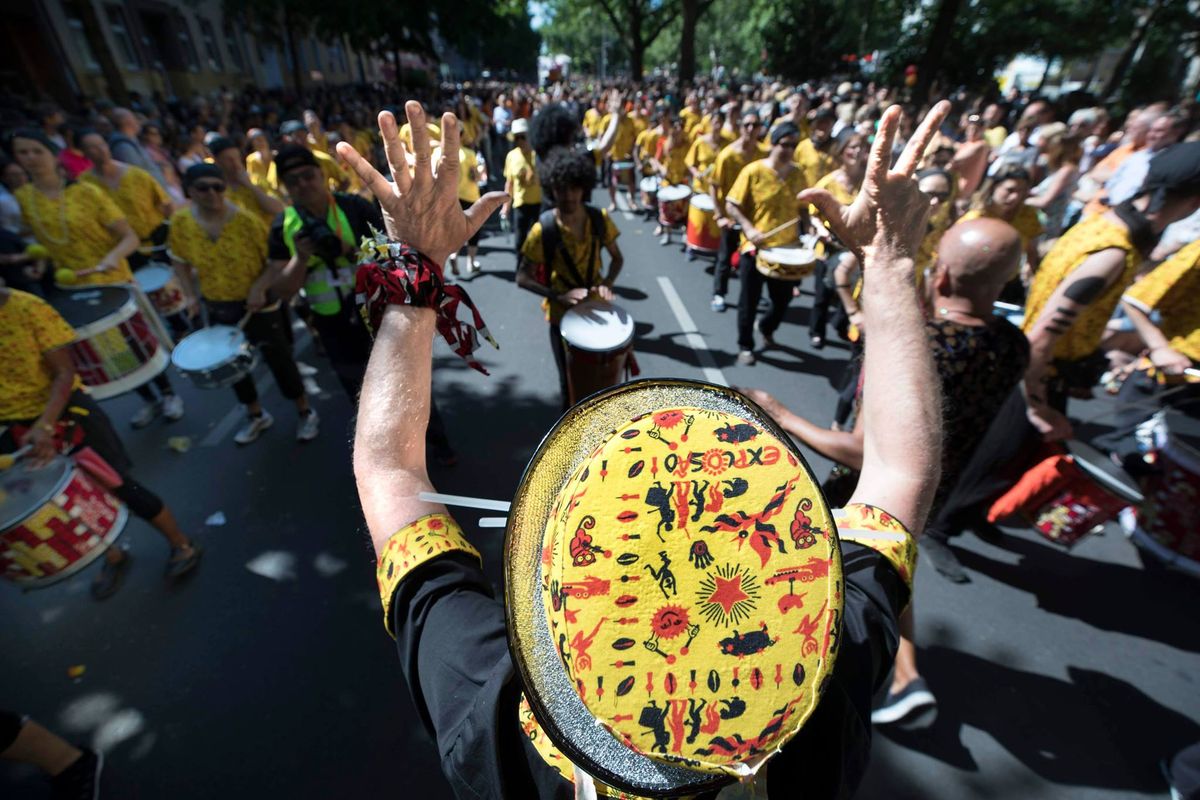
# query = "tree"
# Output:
<box><xmin>543</xmin><ymin>0</ymin><xmax>679</xmax><ymax>81</ymax></box>
<box><xmin>678</xmin><ymin>0</ymin><xmax>717</xmax><ymax>84</ymax></box>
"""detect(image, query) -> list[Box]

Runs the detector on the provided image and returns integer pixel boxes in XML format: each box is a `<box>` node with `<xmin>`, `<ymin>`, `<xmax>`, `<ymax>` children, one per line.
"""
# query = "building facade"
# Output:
<box><xmin>1</xmin><ymin>0</ymin><xmax>386</xmax><ymax>108</ymax></box>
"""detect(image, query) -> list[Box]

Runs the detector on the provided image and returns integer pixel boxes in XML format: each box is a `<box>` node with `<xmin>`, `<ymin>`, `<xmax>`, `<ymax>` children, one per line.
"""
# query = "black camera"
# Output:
<box><xmin>295</xmin><ymin>208</ymin><xmax>343</xmax><ymax>264</ymax></box>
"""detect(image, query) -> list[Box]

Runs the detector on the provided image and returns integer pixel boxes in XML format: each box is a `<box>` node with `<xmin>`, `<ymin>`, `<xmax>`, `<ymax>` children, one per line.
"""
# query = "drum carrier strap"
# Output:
<box><xmin>538</xmin><ymin>205</ymin><xmax>606</xmax><ymax>290</ymax></box>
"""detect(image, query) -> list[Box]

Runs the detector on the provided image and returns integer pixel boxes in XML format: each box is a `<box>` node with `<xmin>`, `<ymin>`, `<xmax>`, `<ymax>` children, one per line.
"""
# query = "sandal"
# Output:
<box><xmin>166</xmin><ymin>544</ymin><xmax>203</xmax><ymax>578</ymax></box>
<box><xmin>92</xmin><ymin>551</ymin><xmax>132</xmax><ymax>600</ymax></box>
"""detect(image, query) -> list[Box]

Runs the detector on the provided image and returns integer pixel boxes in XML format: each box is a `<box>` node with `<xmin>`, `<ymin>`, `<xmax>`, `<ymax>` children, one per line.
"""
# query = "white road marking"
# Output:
<box><xmin>656</xmin><ymin>276</ymin><xmax>729</xmax><ymax>386</ymax></box>
<box><xmin>201</xmin><ymin>331</ymin><xmax>313</xmax><ymax>447</ymax></box>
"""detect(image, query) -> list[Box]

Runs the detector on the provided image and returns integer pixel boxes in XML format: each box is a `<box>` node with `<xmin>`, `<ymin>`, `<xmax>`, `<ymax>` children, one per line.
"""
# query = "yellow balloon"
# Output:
<box><xmin>54</xmin><ymin>268</ymin><xmax>78</xmax><ymax>285</ymax></box>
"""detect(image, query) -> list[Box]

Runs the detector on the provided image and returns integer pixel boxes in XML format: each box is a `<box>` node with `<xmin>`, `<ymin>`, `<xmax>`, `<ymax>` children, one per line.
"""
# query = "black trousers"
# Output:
<box><xmin>713</xmin><ymin>226</ymin><xmax>740</xmax><ymax>297</ymax></box>
<box><xmin>549</xmin><ymin>322</ymin><xmax>569</xmax><ymax>410</ymax></box>
<box><xmin>513</xmin><ymin>204</ymin><xmax>540</xmax><ymax>265</ymax></box>
<box><xmin>1</xmin><ymin>392</ymin><xmax>164</xmax><ymax>520</ymax></box>
<box><xmin>809</xmin><ymin>255</ymin><xmax>849</xmax><ymax>341</ymax></box>
<box><xmin>207</xmin><ymin>301</ymin><xmax>304</xmax><ymax>406</ymax></box>
<box><xmin>736</xmin><ymin>252</ymin><xmax>794</xmax><ymax>351</ymax></box>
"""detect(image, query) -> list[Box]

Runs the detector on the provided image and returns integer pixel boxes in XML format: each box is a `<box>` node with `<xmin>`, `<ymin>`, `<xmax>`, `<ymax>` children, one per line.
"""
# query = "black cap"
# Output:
<box><xmin>207</xmin><ymin>135</ymin><xmax>237</xmax><ymax>156</ymax></box>
<box><xmin>1140</xmin><ymin>142</ymin><xmax>1200</xmax><ymax>211</ymax></box>
<box><xmin>275</xmin><ymin>144</ymin><xmax>319</xmax><ymax>176</ymax></box>
<box><xmin>183</xmin><ymin>162</ymin><xmax>223</xmax><ymax>190</ymax></box>
<box><xmin>813</xmin><ymin>107</ymin><xmax>837</xmax><ymax>122</ymax></box>
<box><xmin>770</xmin><ymin>121</ymin><xmax>800</xmax><ymax>145</ymax></box>
<box><xmin>280</xmin><ymin>119</ymin><xmax>307</xmax><ymax>136</ymax></box>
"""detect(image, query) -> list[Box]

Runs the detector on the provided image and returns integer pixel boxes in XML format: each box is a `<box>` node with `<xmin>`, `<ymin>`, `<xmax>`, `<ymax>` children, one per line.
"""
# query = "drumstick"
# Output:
<box><xmin>236</xmin><ymin>309</ymin><xmax>255</xmax><ymax>329</ymax></box>
<box><xmin>477</xmin><ymin>517</ymin><xmax>508</xmax><ymax>528</ymax></box>
<box><xmin>419</xmin><ymin>491</ymin><xmax>512</xmax><ymax>513</ymax></box>
<box><xmin>755</xmin><ymin>217</ymin><xmax>801</xmax><ymax>244</ymax></box>
<box><xmin>0</xmin><ymin>445</ymin><xmax>31</xmax><ymax>471</ymax></box>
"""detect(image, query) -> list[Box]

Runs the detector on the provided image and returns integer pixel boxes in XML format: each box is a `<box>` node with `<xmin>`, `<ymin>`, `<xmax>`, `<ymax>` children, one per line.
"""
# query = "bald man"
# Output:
<box><xmin>743</xmin><ymin>218</ymin><xmax>1028</xmax><ymax>726</ymax></box>
<box><xmin>108</xmin><ymin>108</ymin><xmax>169</xmax><ymax>189</ymax></box>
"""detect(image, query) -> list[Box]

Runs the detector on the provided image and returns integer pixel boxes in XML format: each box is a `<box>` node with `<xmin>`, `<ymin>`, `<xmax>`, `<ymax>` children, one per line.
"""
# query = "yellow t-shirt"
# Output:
<box><xmin>984</xmin><ymin>126</ymin><xmax>1008</xmax><ymax>149</ymax></box>
<box><xmin>433</xmin><ymin>146</ymin><xmax>481</xmax><ymax>203</ymax></box>
<box><xmin>0</xmin><ymin>290</ymin><xmax>83</xmax><ymax>421</ymax></box>
<box><xmin>1023</xmin><ymin>214</ymin><xmax>1141</xmax><ymax>362</ymax></box>
<box><xmin>961</xmin><ymin>205</ymin><xmax>1043</xmax><ymax>249</ymax></box>
<box><xmin>635</xmin><ymin>128</ymin><xmax>663</xmax><ymax>175</ymax></box>
<box><xmin>810</xmin><ymin>171</ymin><xmax>858</xmax><ymax>257</ymax></box>
<box><xmin>81</xmin><ymin>165</ymin><xmax>169</xmax><ymax>242</ymax></box>
<box><xmin>246</xmin><ymin>151</ymin><xmax>282</xmax><ymax>198</ymax></box>
<box><xmin>15</xmin><ymin>183</ymin><xmax>133</xmax><ymax>285</ymax></box>
<box><xmin>520</xmin><ymin>209</ymin><xmax>620</xmax><ymax>323</ymax></box>
<box><xmin>600</xmin><ymin>114</ymin><xmax>637</xmax><ymax>161</ymax></box>
<box><xmin>657</xmin><ymin>139</ymin><xmax>690</xmax><ymax>186</ymax></box>
<box><xmin>712</xmin><ymin>141</ymin><xmax>768</xmax><ymax>206</ymax></box>
<box><xmin>1123</xmin><ymin>239</ymin><xmax>1200</xmax><ymax>361</ymax></box>
<box><xmin>583</xmin><ymin>108</ymin><xmax>602</xmax><ymax>138</ymax></box>
<box><xmin>398</xmin><ymin>121</ymin><xmax>443</xmax><ymax>155</ymax></box>
<box><xmin>168</xmin><ymin>205</ymin><xmax>268</xmax><ymax>302</ymax></box>
<box><xmin>685</xmin><ymin>136</ymin><xmax>720</xmax><ymax>193</ymax></box>
<box><xmin>504</xmin><ymin>147</ymin><xmax>542</xmax><ymax>209</ymax></box>
<box><xmin>680</xmin><ymin>107</ymin><xmax>703</xmax><ymax>137</ymax></box>
<box><xmin>727</xmin><ymin>160</ymin><xmax>807</xmax><ymax>253</ymax></box>
<box><xmin>793</xmin><ymin>138</ymin><xmax>837</xmax><ymax>189</ymax></box>
<box><xmin>227</xmin><ymin>184</ymin><xmax>277</xmax><ymax>230</ymax></box>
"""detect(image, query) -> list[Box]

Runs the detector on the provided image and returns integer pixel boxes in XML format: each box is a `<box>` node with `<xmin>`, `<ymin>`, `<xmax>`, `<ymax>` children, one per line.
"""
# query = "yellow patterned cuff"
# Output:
<box><xmin>376</xmin><ymin>513</ymin><xmax>481</xmax><ymax>638</ymax></box>
<box><xmin>833</xmin><ymin>503</ymin><xmax>918</xmax><ymax>592</ymax></box>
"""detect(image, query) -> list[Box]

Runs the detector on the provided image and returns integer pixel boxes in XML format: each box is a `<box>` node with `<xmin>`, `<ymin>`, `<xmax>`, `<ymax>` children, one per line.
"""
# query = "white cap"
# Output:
<box><xmin>511</xmin><ymin>118</ymin><xmax>529</xmax><ymax>135</ymax></box>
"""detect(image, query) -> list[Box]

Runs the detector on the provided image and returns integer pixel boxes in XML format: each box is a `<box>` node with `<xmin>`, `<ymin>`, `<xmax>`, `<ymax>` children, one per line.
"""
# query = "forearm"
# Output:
<box><xmin>251</xmin><ymin>185</ymin><xmax>285</xmax><ymax>216</ymax></box>
<box><xmin>604</xmin><ymin>251</ymin><xmax>624</xmax><ymax>286</ymax></box>
<box><xmin>353</xmin><ymin>305</ymin><xmax>444</xmax><ymax>553</ymax></box>
<box><xmin>778</xmin><ymin>410</ymin><xmax>864</xmax><ymax>471</ymax></box>
<box><xmin>276</xmin><ymin>256</ymin><xmax>308</xmax><ymax>297</ymax></box>
<box><xmin>595</xmin><ymin>114</ymin><xmax>620</xmax><ymax>155</ymax></box>
<box><xmin>105</xmin><ymin>229</ymin><xmax>140</xmax><ymax>264</ymax></box>
<box><xmin>1021</xmin><ymin>330</ymin><xmax>1058</xmax><ymax>406</ymax></box>
<box><xmin>726</xmin><ymin>202</ymin><xmax>753</xmax><ymax>231</ymax></box>
<box><xmin>35</xmin><ymin>370</ymin><xmax>75</xmax><ymax>429</ymax></box>
<box><xmin>1120</xmin><ymin>299</ymin><xmax>1171</xmax><ymax>352</ymax></box>
<box><xmin>516</xmin><ymin>260</ymin><xmax>556</xmax><ymax>299</ymax></box>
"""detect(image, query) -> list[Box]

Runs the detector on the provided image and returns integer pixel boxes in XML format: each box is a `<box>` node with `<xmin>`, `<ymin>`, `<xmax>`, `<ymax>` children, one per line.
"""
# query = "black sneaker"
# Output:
<box><xmin>921</xmin><ymin>536</ymin><xmax>970</xmax><ymax>583</ymax></box>
<box><xmin>91</xmin><ymin>553</ymin><xmax>131</xmax><ymax>600</ymax></box>
<box><xmin>872</xmin><ymin>677</ymin><xmax>937</xmax><ymax>728</ymax></box>
<box><xmin>51</xmin><ymin>748</ymin><xmax>103</xmax><ymax>799</ymax></box>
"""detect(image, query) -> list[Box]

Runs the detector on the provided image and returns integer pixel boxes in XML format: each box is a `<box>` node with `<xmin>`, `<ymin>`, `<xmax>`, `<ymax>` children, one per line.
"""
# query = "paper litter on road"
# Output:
<box><xmin>67</xmin><ymin>664</ymin><xmax>86</xmax><ymax>679</ymax></box>
<box><xmin>205</xmin><ymin>511</ymin><xmax>226</xmax><ymax>526</ymax></box>
<box><xmin>313</xmin><ymin>552</ymin><xmax>348</xmax><ymax>577</ymax></box>
<box><xmin>166</xmin><ymin>436</ymin><xmax>192</xmax><ymax>453</ymax></box>
<box><xmin>245</xmin><ymin>551</ymin><xmax>298</xmax><ymax>581</ymax></box>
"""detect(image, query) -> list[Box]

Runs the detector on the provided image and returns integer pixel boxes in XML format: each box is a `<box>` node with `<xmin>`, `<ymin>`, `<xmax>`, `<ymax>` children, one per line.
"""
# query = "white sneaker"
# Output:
<box><xmin>296</xmin><ymin>409</ymin><xmax>320</xmax><ymax>442</ymax></box>
<box><xmin>130</xmin><ymin>402</ymin><xmax>160</xmax><ymax>429</ymax></box>
<box><xmin>234</xmin><ymin>411</ymin><xmax>274</xmax><ymax>445</ymax></box>
<box><xmin>711</xmin><ymin>295</ymin><xmax>726</xmax><ymax>312</ymax></box>
<box><xmin>296</xmin><ymin>362</ymin><xmax>318</xmax><ymax>377</ymax></box>
<box><xmin>162</xmin><ymin>394</ymin><xmax>184</xmax><ymax>421</ymax></box>
<box><xmin>736</xmin><ymin>350</ymin><xmax>756</xmax><ymax>366</ymax></box>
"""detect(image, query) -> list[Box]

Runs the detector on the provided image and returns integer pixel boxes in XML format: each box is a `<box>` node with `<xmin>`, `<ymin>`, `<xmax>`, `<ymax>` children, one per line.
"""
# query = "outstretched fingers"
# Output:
<box><xmin>866</xmin><ymin>105</ymin><xmax>901</xmax><ymax>193</ymax></box>
<box><xmin>894</xmin><ymin>100</ymin><xmax>951</xmax><ymax>178</ymax></box>
<box><xmin>377</xmin><ymin>110</ymin><xmax>411</xmax><ymax>195</ymax></box>
<box><xmin>464</xmin><ymin>191</ymin><xmax>510</xmax><ymax>240</ymax></box>
<box><xmin>438</xmin><ymin>111</ymin><xmax>461</xmax><ymax>188</ymax></box>
<box><xmin>335</xmin><ymin>141</ymin><xmax>391</xmax><ymax>201</ymax></box>
<box><xmin>407</xmin><ymin>100</ymin><xmax>433</xmax><ymax>188</ymax></box>
<box><xmin>796</xmin><ymin>187</ymin><xmax>853</xmax><ymax>246</ymax></box>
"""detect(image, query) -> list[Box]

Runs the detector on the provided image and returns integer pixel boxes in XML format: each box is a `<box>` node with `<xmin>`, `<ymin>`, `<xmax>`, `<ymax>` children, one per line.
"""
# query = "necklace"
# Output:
<box><xmin>30</xmin><ymin>181</ymin><xmax>71</xmax><ymax>246</ymax></box>
<box><xmin>936</xmin><ymin>306</ymin><xmax>986</xmax><ymax>325</ymax></box>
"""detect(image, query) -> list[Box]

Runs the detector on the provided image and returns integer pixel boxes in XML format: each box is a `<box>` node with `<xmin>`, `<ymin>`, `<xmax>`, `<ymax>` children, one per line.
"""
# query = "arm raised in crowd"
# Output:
<box><xmin>336</xmin><ymin>102</ymin><xmax>507</xmax><ymax>554</ymax></box>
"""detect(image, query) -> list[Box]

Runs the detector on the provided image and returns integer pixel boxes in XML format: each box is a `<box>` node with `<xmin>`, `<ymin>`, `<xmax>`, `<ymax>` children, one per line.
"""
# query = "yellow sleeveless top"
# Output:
<box><xmin>1022</xmin><ymin>215</ymin><xmax>1140</xmax><ymax>363</ymax></box>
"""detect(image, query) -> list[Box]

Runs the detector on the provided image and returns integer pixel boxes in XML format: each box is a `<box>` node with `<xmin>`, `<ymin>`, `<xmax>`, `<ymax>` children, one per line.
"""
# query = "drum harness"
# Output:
<box><xmin>537</xmin><ymin>206</ymin><xmax>605</xmax><ymax>293</ymax></box>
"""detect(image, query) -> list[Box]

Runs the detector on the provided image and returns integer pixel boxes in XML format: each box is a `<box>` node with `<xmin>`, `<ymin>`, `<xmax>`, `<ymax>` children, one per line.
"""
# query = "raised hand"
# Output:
<box><xmin>335</xmin><ymin>101</ymin><xmax>508</xmax><ymax>266</ymax></box>
<box><xmin>797</xmin><ymin>101</ymin><xmax>950</xmax><ymax>257</ymax></box>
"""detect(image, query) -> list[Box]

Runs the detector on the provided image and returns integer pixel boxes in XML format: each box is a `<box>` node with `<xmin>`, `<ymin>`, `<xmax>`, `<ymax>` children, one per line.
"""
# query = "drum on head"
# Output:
<box><xmin>135</xmin><ymin>265</ymin><xmax>188</xmax><ymax>317</ymax></box>
<box><xmin>171</xmin><ymin>325</ymin><xmax>259</xmax><ymax>389</ymax></box>
<box><xmin>756</xmin><ymin>239</ymin><xmax>818</xmax><ymax>282</ymax></box>
<box><xmin>560</xmin><ymin>300</ymin><xmax>636</xmax><ymax>406</ymax></box>
<box><xmin>686</xmin><ymin>194</ymin><xmax>721</xmax><ymax>255</ymax></box>
<box><xmin>1130</xmin><ymin>411</ymin><xmax>1200</xmax><ymax>578</ymax></box>
<box><xmin>0</xmin><ymin>456</ymin><xmax>127</xmax><ymax>587</ymax></box>
<box><xmin>657</xmin><ymin>184</ymin><xmax>691</xmax><ymax>228</ymax></box>
<box><xmin>48</xmin><ymin>287</ymin><xmax>171</xmax><ymax>400</ymax></box>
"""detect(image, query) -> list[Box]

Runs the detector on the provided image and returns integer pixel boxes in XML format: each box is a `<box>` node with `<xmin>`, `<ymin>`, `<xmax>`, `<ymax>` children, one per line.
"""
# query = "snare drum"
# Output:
<box><xmin>657</xmin><ymin>184</ymin><xmax>691</xmax><ymax>227</ymax></box>
<box><xmin>639</xmin><ymin>176</ymin><xmax>660</xmax><ymax>208</ymax></box>
<box><xmin>560</xmin><ymin>300</ymin><xmax>636</xmax><ymax>406</ymax></box>
<box><xmin>135</xmin><ymin>264</ymin><xmax>188</xmax><ymax>317</ymax></box>
<box><xmin>48</xmin><ymin>287</ymin><xmax>171</xmax><ymax>400</ymax></box>
<box><xmin>171</xmin><ymin>325</ymin><xmax>259</xmax><ymax>389</ymax></box>
<box><xmin>0</xmin><ymin>457</ymin><xmax>127</xmax><ymax>587</ymax></box>
<box><xmin>611</xmin><ymin>161</ymin><xmax>635</xmax><ymax>189</ymax></box>
<box><xmin>687</xmin><ymin>194</ymin><xmax>721</xmax><ymax>254</ymax></box>
<box><xmin>1131</xmin><ymin>411</ymin><xmax>1200</xmax><ymax>577</ymax></box>
<box><xmin>756</xmin><ymin>242</ymin><xmax>818</xmax><ymax>282</ymax></box>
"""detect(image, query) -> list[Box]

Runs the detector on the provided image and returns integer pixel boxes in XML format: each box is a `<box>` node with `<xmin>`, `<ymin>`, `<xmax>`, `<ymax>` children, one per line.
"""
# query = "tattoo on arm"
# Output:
<box><xmin>1063</xmin><ymin>276</ymin><xmax>1107</xmax><ymax>305</ymax></box>
<box><xmin>1044</xmin><ymin>324</ymin><xmax>1068</xmax><ymax>335</ymax></box>
<box><xmin>1055</xmin><ymin>306</ymin><xmax>1078</xmax><ymax>317</ymax></box>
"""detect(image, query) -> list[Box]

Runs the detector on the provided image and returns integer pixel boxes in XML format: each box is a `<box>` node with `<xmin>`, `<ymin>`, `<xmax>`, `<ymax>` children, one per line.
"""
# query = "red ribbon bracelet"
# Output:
<box><xmin>354</xmin><ymin>231</ymin><xmax>497</xmax><ymax>374</ymax></box>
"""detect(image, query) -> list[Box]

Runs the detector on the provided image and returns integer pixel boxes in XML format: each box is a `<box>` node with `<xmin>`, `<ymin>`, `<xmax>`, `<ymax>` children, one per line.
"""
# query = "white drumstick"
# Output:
<box><xmin>758</xmin><ymin>216</ymin><xmax>800</xmax><ymax>242</ymax></box>
<box><xmin>419</xmin><ymin>491</ymin><xmax>512</xmax><ymax>513</ymax></box>
<box><xmin>478</xmin><ymin>517</ymin><xmax>508</xmax><ymax>528</ymax></box>
<box><xmin>1186</xmin><ymin>368</ymin><xmax>1200</xmax><ymax>380</ymax></box>
<box><xmin>236</xmin><ymin>309</ymin><xmax>255</xmax><ymax>329</ymax></box>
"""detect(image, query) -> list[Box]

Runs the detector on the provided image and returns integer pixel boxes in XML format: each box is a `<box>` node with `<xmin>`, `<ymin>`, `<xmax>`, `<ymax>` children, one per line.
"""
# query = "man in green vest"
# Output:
<box><xmin>267</xmin><ymin>145</ymin><xmax>458</xmax><ymax>463</ymax></box>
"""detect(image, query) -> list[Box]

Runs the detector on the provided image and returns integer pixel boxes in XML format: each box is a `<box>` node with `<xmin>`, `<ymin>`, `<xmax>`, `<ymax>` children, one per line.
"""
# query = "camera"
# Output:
<box><xmin>295</xmin><ymin>208</ymin><xmax>344</xmax><ymax>264</ymax></box>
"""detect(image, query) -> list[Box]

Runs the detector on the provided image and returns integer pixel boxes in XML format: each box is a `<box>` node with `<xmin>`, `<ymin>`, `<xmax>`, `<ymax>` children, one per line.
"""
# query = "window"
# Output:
<box><xmin>198</xmin><ymin>19</ymin><xmax>223</xmax><ymax>71</ymax></box>
<box><xmin>223</xmin><ymin>22</ymin><xmax>244</xmax><ymax>71</ymax></box>
<box><xmin>330</xmin><ymin>40</ymin><xmax>347</xmax><ymax>73</ymax></box>
<box><xmin>64</xmin><ymin>14</ymin><xmax>100</xmax><ymax>72</ymax></box>
<box><xmin>309</xmin><ymin>39</ymin><xmax>323</xmax><ymax>72</ymax></box>
<box><xmin>176</xmin><ymin>15</ymin><xmax>200</xmax><ymax>71</ymax></box>
<box><xmin>106</xmin><ymin>6</ymin><xmax>142</xmax><ymax>69</ymax></box>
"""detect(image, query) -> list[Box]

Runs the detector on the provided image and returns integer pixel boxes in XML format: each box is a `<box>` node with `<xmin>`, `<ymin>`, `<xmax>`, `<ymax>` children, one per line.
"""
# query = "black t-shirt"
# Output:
<box><xmin>390</xmin><ymin>541</ymin><xmax>907</xmax><ymax>799</ymax></box>
<box><xmin>266</xmin><ymin>193</ymin><xmax>384</xmax><ymax>262</ymax></box>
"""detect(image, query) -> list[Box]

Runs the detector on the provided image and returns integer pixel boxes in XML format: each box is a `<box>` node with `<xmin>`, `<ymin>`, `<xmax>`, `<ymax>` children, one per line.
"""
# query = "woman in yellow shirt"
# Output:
<box><xmin>962</xmin><ymin>166</ymin><xmax>1044</xmax><ymax>280</ymax></box>
<box><xmin>78</xmin><ymin>131</ymin><xmax>173</xmax><ymax>257</ymax></box>
<box><xmin>807</xmin><ymin>132</ymin><xmax>868</xmax><ymax>348</ymax></box>
<box><xmin>685</xmin><ymin>110</ymin><xmax>725</xmax><ymax>194</ymax></box>
<box><xmin>245</xmin><ymin>129</ymin><xmax>282</xmax><ymax>199</ymax></box>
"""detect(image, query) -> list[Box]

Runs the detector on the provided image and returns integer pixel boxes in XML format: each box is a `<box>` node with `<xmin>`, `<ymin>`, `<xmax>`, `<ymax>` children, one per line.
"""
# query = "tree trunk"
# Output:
<box><xmin>630</xmin><ymin>42</ymin><xmax>645</xmax><ymax>82</ymax></box>
<box><xmin>69</xmin><ymin>0</ymin><xmax>128</xmax><ymax>103</ymax></box>
<box><xmin>282</xmin><ymin>6</ymin><xmax>304</xmax><ymax>92</ymax></box>
<box><xmin>1037</xmin><ymin>55</ymin><xmax>1055</xmax><ymax>91</ymax></box>
<box><xmin>914</xmin><ymin>0</ymin><xmax>962</xmax><ymax>105</ymax></box>
<box><xmin>679</xmin><ymin>0</ymin><xmax>699</xmax><ymax>85</ymax></box>
<box><xmin>1100</xmin><ymin>0</ymin><xmax>1162</xmax><ymax>100</ymax></box>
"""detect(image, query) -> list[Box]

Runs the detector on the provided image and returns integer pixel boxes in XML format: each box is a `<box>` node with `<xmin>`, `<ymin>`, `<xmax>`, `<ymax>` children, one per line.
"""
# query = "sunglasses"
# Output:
<box><xmin>925</xmin><ymin>191</ymin><xmax>950</xmax><ymax>201</ymax></box>
<box><xmin>743</xmin><ymin>121</ymin><xmax>761</xmax><ymax>128</ymax></box>
<box><xmin>192</xmin><ymin>182</ymin><xmax>225</xmax><ymax>194</ymax></box>
<box><xmin>777</xmin><ymin>139</ymin><xmax>800</xmax><ymax>149</ymax></box>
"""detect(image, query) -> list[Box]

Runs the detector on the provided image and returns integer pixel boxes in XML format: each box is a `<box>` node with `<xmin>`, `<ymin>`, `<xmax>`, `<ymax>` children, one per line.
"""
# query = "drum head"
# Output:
<box><xmin>658</xmin><ymin>184</ymin><xmax>692</xmax><ymax>202</ymax></box>
<box><xmin>560</xmin><ymin>300</ymin><xmax>634</xmax><ymax>353</ymax></box>
<box><xmin>172</xmin><ymin>326</ymin><xmax>247</xmax><ymax>371</ymax></box>
<box><xmin>611</xmin><ymin>161</ymin><xmax>634</xmax><ymax>170</ymax></box>
<box><xmin>1067</xmin><ymin>441</ymin><xmax>1144</xmax><ymax>504</ymax></box>
<box><xmin>638</xmin><ymin>176</ymin><xmax>659</xmax><ymax>193</ymax></box>
<box><xmin>134</xmin><ymin>265</ymin><xmax>172</xmax><ymax>292</ymax></box>
<box><xmin>759</xmin><ymin>244</ymin><xmax>817</xmax><ymax>266</ymax></box>
<box><xmin>0</xmin><ymin>458</ymin><xmax>70</xmax><ymax>531</ymax></box>
<box><xmin>690</xmin><ymin>193</ymin><xmax>715</xmax><ymax>211</ymax></box>
<box><xmin>46</xmin><ymin>287</ymin><xmax>131</xmax><ymax>328</ymax></box>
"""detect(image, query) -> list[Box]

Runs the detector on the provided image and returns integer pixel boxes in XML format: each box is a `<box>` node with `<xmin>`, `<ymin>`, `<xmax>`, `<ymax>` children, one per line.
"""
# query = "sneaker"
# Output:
<box><xmin>234</xmin><ymin>411</ymin><xmax>274</xmax><ymax>445</ymax></box>
<box><xmin>921</xmin><ymin>536</ymin><xmax>970</xmax><ymax>583</ymax></box>
<box><xmin>296</xmin><ymin>362</ymin><xmax>319</xmax><ymax>377</ymax></box>
<box><xmin>92</xmin><ymin>551</ymin><xmax>131</xmax><ymax>600</ymax></box>
<box><xmin>711</xmin><ymin>295</ymin><xmax>726</xmax><ymax>312</ymax></box>
<box><xmin>166</xmin><ymin>543</ymin><xmax>202</xmax><ymax>578</ymax></box>
<box><xmin>659</xmin><ymin>234</ymin><xmax>670</xmax><ymax>246</ymax></box>
<box><xmin>161</xmin><ymin>394</ymin><xmax>184</xmax><ymax>421</ymax></box>
<box><xmin>872</xmin><ymin>677</ymin><xmax>937</xmax><ymax>728</ymax></box>
<box><xmin>50</xmin><ymin>748</ymin><xmax>103</xmax><ymax>800</ymax></box>
<box><xmin>130</xmin><ymin>402</ymin><xmax>160</xmax><ymax>429</ymax></box>
<box><xmin>296</xmin><ymin>409</ymin><xmax>320</xmax><ymax>442</ymax></box>
<box><xmin>469</xmin><ymin>260</ymin><xmax>482</xmax><ymax>273</ymax></box>
<box><xmin>736</xmin><ymin>350</ymin><xmax>756</xmax><ymax>366</ymax></box>
<box><xmin>810</xmin><ymin>335</ymin><xmax>826</xmax><ymax>350</ymax></box>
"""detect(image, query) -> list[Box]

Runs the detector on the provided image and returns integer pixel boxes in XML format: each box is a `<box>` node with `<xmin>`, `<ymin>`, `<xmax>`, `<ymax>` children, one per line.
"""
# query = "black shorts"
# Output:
<box><xmin>1</xmin><ymin>391</ymin><xmax>133</xmax><ymax>475</ymax></box>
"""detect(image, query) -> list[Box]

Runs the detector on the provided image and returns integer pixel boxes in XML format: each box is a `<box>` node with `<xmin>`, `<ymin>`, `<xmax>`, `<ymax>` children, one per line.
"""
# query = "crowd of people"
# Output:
<box><xmin>1</xmin><ymin>70</ymin><xmax>1199</xmax><ymax>799</ymax></box>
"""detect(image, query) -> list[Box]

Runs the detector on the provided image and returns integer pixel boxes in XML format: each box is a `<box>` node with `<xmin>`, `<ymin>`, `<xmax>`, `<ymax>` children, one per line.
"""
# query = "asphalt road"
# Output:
<box><xmin>3</xmin><ymin>188</ymin><xmax>1198</xmax><ymax>799</ymax></box>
